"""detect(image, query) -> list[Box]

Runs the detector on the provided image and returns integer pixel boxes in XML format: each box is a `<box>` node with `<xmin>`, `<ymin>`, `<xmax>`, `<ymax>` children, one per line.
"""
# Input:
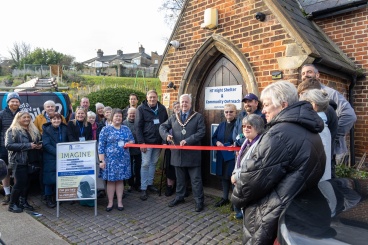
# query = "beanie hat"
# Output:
<box><xmin>6</xmin><ymin>92</ymin><xmax>21</xmax><ymax>104</ymax></box>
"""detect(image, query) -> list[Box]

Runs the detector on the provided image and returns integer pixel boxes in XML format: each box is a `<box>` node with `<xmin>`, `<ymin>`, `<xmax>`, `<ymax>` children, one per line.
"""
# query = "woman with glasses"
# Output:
<box><xmin>211</xmin><ymin>103</ymin><xmax>237</xmax><ymax>208</ymax></box>
<box><xmin>98</xmin><ymin>108</ymin><xmax>134</xmax><ymax>212</ymax></box>
<box><xmin>42</xmin><ymin>112</ymin><xmax>68</xmax><ymax>208</ymax></box>
<box><xmin>5</xmin><ymin>111</ymin><xmax>42</xmax><ymax>213</ymax></box>
<box><xmin>231</xmin><ymin>114</ymin><xmax>265</xmax><ymax>219</ymax></box>
<box><xmin>67</xmin><ymin>106</ymin><xmax>92</xmax><ymax>142</ymax></box>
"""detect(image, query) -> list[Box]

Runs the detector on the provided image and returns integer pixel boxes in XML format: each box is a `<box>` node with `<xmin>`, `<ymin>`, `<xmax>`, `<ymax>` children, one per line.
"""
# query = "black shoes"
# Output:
<box><xmin>165</xmin><ymin>185</ymin><xmax>175</xmax><ymax>197</ymax></box>
<box><xmin>117</xmin><ymin>206</ymin><xmax>124</xmax><ymax>211</ymax></box>
<box><xmin>46</xmin><ymin>196</ymin><xmax>56</xmax><ymax>208</ymax></box>
<box><xmin>8</xmin><ymin>203</ymin><xmax>23</xmax><ymax>213</ymax></box>
<box><xmin>140</xmin><ymin>190</ymin><xmax>148</xmax><ymax>201</ymax></box>
<box><xmin>106</xmin><ymin>206</ymin><xmax>113</xmax><ymax>212</ymax></box>
<box><xmin>214</xmin><ymin>198</ymin><xmax>230</xmax><ymax>207</ymax></box>
<box><xmin>147</xmin><ymin>185</ymin><xmax>158</xmax><ymax>193</ymax></box>
<box><xmin>19</xmin><ymin>197</ymin><xmax>34</xmax><ymax>211</ymax></box>
<box><xmin>195</xmin><ymin>202</ymin><xmax>204</xmax><ymax>212</ymax></box>
<box><xmin>168</xmin><ymin>197</ymin><xmax>185</xmax><ymax>207</ymax></box>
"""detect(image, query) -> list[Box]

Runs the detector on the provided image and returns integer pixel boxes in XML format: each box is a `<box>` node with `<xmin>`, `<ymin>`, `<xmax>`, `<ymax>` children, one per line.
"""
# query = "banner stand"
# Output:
<box><xmin>56</xmin><ymin>141</ymin><xmax>98</xmax><ymax>218</ymax></box>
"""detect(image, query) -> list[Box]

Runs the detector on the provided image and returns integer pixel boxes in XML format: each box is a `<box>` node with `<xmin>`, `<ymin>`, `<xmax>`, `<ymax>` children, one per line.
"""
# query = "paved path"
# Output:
<box><xmin>1</xmin><ymin>189</ymin><xmax>242</xmax><ymax>244</ymax></box>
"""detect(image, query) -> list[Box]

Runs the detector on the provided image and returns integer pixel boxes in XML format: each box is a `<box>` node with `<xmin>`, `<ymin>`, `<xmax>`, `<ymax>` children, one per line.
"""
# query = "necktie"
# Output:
<box><xmin>182</xmin><ymin>113</ymin><xmax>187</xmax><ymax>122</ymax></box>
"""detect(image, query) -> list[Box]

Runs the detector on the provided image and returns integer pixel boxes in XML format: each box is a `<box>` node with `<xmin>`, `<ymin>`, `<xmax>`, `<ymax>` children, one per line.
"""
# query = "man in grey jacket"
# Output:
<box><xmin>159</xmin><ymin>94</ymin><xmax>206</xmax><ymax>212</ymax></box>
<box><xmin>301</xmin><ymin>64</ymin><xmax>357</xmax><ymax>156</ymax></box>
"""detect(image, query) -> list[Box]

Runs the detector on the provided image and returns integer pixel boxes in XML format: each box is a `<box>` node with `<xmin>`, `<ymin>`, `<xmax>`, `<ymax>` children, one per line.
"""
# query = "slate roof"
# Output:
<box><xmin>272</xmin><ymin>0</ymin><xmax>359</xmax><ymax>75</ymax></box>
<box><xmin>82</xmin><ymin>52</ymin><xmax>151</xmax><ymax>64</ymax></box>
<box><xmin>299</xmin><ymin>0</ymin><xmax>368</xmax><ymax>17</ymax></box>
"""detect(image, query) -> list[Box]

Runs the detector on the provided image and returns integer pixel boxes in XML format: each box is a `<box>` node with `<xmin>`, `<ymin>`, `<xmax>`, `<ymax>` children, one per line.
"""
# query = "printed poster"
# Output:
<box><xmin>56</xmin><ymin>141</ymin><xmax>97</xmax><ymax>201</ymax></box>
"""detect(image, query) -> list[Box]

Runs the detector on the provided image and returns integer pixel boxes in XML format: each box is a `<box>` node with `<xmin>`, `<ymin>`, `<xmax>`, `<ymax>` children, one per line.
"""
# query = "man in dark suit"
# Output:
<box><xmin>159</xmin><ymin>94</ymin><xmax>206</xmax><ymax>212</ymax></box>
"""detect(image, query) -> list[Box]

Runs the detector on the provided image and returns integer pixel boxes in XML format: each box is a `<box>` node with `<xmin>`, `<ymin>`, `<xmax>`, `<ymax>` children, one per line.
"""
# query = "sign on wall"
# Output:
<box><xmin>204</xmin><ymin>85</ymin><xmax>242</xmax><ymax>110</ymax></box>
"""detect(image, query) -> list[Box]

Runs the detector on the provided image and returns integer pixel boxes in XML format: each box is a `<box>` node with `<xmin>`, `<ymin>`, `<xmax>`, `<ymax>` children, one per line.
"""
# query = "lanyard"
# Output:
<box><xmin>151</xmin><ymin>104</ymin><xmax>158</xmax><ymax>116</ymax></box>
<box><xmin>76</xmin><ymin>121</ymin><xmax>84</xmax><ymax>137</ymax></box>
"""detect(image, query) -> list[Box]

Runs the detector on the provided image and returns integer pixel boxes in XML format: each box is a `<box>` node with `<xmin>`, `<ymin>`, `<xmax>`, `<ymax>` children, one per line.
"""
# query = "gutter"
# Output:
<box><xmin>306</xmin><ymin>1</ymin><xmax>368</xmax><ymax>20</ymax></box>
<box><xmin>349</xmin><ymin>75</ymin><xmax>357</xmax><ymax>166</ymax></box>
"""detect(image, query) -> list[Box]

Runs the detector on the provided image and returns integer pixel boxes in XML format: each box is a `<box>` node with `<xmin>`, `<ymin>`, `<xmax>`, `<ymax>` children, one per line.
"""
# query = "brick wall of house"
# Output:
<box><xmin>160</xmin><ymin>0</ymin><xmax>359</xmax><ymax>152</ymax></box>
<box><xmin>161</xmin><ymin>0</ymin><xmax>301</xmax><ymax>96</ymax></box>
<box><xmin>315</xmin><ymin>7</ymin><xmax>368</xmax><ymax>156</ymax></box>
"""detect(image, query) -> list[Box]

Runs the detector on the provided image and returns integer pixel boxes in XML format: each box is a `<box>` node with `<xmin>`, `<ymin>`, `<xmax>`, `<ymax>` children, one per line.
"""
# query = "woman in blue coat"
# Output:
<box><xmin>42</xmin><ymin>112</ymin><xmax>68</xmax><ymax>208</ymax></box>
<box><xmin>212</xmin><ymin>103</ymin><xmax>237</xmax><ymax>207</ymax></box>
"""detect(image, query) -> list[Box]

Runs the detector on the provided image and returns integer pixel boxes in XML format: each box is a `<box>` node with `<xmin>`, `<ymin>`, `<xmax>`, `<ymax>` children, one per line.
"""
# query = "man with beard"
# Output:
<box><xmin>232</xmin><ymin>93</ymin><xmax>265</xmax><ymax>146</ymax></box>
<box><xmin>300</xmin><ymin>64</ymin><xmax>356</xmax><ymax>159</ymax></box>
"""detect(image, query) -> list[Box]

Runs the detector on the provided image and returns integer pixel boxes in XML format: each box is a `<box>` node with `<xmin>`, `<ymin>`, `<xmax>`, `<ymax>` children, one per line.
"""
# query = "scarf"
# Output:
<box><xmin>236</xmin><ymin>134</ymin><xmax>261</xmax><ymax>169</ymax></box>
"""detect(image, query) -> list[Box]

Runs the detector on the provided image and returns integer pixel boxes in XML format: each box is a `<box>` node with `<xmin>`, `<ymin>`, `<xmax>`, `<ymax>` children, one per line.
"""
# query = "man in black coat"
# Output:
<box><xmin>232</xmin><ymin>81</ymin><xmax>326</xmax><ymax>244</ymax></box>
<box><xmin>159</xmin><ymin>94</ymin><xmax>206</xmax><ymax>212</ymax></box>
<box><xmin>135</xmin><ymin>90</ymin><xmax>168</xmax><ymax>201</ymax></box>
<box><xmin>0</xmin><ymin>92</ymin><xmax>21</xmax><ymax>205</ymax></box>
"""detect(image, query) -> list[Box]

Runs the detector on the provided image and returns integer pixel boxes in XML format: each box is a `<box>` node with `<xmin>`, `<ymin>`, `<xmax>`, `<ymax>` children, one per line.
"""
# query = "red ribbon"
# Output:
<box><xmin>124</xmin><ymin>143</ymin><xmax>240</xmax><ymax>151</ymax></box>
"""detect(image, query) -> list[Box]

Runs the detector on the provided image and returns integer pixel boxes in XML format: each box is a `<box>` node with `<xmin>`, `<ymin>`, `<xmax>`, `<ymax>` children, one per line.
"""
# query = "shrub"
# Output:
<box><xmin>335</xmin><ymin>164</ymin><xmax>368</xmax><ymax>179</ymax></box>
<box><xmin>74</xmin><ymin>87</ymin><xmax>146</xmax><ymax>112</ymax></box>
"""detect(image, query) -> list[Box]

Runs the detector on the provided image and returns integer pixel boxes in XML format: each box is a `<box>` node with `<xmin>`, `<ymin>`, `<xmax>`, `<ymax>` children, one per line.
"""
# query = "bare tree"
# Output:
<box><xmin>159</xmin><ymin>0</ymin><xmax>185</xmax><ymax>28</ymax></box>
<box><xmin>9</xmin><ymin>42</ymin><xmax>32</xmax><ymax>68</ymax></box>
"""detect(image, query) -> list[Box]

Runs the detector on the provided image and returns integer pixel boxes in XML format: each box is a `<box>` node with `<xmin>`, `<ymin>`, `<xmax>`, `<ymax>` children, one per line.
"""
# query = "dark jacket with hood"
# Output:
<box><xmin>135</xmin><ymin>100</ymin><xmax>168</xmax><ymax>144</ymax></box>
<box><xmin>231</xmin><ymin>101</ymin><xmax>326</xmax><ymax>245</ymax></box>
<box><xmin>42</xmin><ymin>122</ymin><xmax>68</xmax><ymax>185</ymax></box>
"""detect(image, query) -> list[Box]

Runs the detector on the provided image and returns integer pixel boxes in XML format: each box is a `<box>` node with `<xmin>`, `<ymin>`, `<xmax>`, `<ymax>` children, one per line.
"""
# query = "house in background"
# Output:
<box><xmin>82</xmin><ymin>45</ymin><xmax>162</xmax><ymax>77</ymax></box>
<box><xmin>158</xmin><ymin>0</ymin><xmax>367</xmax><ymax>188</ymax></box>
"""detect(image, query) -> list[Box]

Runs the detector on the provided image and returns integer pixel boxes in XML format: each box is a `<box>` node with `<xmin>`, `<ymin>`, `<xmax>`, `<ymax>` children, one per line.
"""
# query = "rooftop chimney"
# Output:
<box><xmin>139</xmin><ymin>45</ymin><xmax>145</xmax><ymax>54</ymax></box>
<box><xmin>117</xmin><ymin>50</ymin><xmax>123</xmax><ymax>56</ymax></box>
<box><xmin>97</xmin><ymin>49</ymin><xmax>104</xmax><ymax>58</ymax></box>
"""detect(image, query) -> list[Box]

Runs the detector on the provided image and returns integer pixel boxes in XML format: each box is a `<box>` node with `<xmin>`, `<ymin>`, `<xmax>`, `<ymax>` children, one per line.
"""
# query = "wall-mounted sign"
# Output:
<box><xmin>162</xmin><ymin>93</ymin><xmax>170</xmax><ymax>108</ymax></box>
<box><xmin>205</xmin><ymin>85</ymin><xmax>242</xmax><ymax>110</ymax></box>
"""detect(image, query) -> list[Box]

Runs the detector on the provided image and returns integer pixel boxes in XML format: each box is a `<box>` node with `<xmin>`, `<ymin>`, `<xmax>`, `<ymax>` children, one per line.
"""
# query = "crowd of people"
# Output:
<box><xmin>0</xmin><ymin>64</ymin><xmax>360</xmax><ymax>244</ymax></box>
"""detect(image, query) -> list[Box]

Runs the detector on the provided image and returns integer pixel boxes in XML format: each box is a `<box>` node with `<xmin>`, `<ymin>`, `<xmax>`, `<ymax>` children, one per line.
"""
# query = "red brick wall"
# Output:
<box><xmin>161</xmin><ymin>0</ymin><xmax>300</xmax><ymax>98</ymax></box>
<box><xmin>160</xmin><ymin>0</ymin><xmax>364</xmax><ymax>155</ymax></box>
<box><xmin>316</xmin><ymin>8</ymin><xmax>368</xmax><ymax>156</ymax></box>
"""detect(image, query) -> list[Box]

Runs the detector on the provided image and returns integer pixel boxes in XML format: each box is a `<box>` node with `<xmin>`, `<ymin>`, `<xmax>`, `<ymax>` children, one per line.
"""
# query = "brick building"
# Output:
<box><xmin>158</xmin><ymin>0</ymin><xmax>367</xmax><ymax>187</ymax></box>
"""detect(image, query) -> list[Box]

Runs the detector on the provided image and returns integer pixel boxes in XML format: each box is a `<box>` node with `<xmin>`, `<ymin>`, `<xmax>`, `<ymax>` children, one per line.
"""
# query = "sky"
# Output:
<box><xmin>0</xmin><ymin>0</ymin><xmax>174</xmax><ymax>62</ymax></box>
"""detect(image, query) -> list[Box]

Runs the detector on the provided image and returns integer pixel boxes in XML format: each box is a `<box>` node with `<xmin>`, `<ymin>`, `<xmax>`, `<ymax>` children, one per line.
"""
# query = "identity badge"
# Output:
<box><xmin>153</xmin><ymin>119</ymin><xmax>160</xmax><ymax>124</ymax></box>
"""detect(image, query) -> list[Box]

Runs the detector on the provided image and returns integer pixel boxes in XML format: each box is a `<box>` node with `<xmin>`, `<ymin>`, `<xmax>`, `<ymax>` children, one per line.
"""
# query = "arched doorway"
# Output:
<box><xmin>178</xmin><ymin>34</ymin><xmax>258</xmax><ymax>189</ymax></box>
<box><xmin>197</xmin><ymin>56</ymin><xmax>245</xmax><ymax>187</ymax></box>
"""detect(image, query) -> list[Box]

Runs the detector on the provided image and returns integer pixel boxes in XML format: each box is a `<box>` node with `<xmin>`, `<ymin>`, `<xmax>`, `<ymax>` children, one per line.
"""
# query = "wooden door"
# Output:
<box><xmin>196</xmin><ymin>56</ymin><xmax>246</xmax><ymax>188</ymax></box>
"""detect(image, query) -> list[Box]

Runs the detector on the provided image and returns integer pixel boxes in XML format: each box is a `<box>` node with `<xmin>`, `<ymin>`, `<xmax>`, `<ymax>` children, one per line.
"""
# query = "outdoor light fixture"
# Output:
<box><xmin>255</xmin><ymin>12</ymin><xmax>266</xmax><ymax>21</ymax></box>
<box><xmin>167</xmin><ymin>82</ymin><xmax>176</xmax><ymax>90</ymax></box>
<box><xmin>169</xmin><ymin>40</ymin><xmax>180</xmax><ymax>49</ymax></box>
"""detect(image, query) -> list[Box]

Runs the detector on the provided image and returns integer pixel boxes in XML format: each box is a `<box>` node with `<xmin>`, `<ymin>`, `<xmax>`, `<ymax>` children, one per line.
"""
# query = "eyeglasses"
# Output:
<box><xmin>242</xmin><ymin>125</ymin><xmax>252</xmax><ymax>129</ymax></box>
<box><xmin>224</xmin><ymin>111</ymin><xmax>234</xmax><ymax>114</ymax></box>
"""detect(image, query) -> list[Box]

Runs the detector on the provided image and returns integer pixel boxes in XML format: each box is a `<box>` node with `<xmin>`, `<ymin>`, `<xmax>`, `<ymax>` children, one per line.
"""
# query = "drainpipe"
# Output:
<box><xmin>349</xmin><ymin>74</ymin><xmax>357</xmax><ymax>166</ymax></box>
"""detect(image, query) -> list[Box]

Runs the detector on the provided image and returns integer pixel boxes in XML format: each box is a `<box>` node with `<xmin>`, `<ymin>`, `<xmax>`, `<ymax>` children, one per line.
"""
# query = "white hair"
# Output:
<box><xmin>260</xmin><ymin>81</ymin><xmax>298</xmax><ymax>107</ymax></box>
<box><xmin>180</xmin><ymin>94</ymin><xmax>192</xmax><ymax>103</ymax></box>
<box><xmin>44</xmin><ymin>100</ymin><xmax>56</xmax><ymax>108</ymax></box>
<box><xmin>87</xmin><ymin>111</ymin><xmax>96</xmax><ymax>118</ymax></box>
<box><xmin>95</xmin><ymin>102</ymin><xmax>104</xmax><ymax>110</ymax></box>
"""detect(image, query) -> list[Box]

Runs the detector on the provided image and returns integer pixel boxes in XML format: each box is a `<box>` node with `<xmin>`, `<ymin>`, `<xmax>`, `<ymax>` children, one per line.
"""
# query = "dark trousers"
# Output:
<box><xmin>10</xmin><ymin>165</ymin><xmax>29</xmax><ymax>204</ymax></box>
<box><xmin>128</xmin><ymin>154</ymin><xmax>142</xmax><ymax>188</ymax></box>
<box><xmin>175</xmin><ymin>166</ymin><xmax>204</xmax><ymax>204</ymax></box>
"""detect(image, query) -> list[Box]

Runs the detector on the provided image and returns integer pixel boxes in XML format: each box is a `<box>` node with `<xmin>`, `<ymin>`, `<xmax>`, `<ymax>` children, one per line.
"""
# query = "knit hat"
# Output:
<box><xmin>6</xmin><ymin>92</ymin><xmax>21</xmax><ymax>104</ymax></box>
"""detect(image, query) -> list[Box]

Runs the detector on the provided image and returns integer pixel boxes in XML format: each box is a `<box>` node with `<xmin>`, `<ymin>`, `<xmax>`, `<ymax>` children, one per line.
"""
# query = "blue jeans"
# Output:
<box><xmin>140</xmin><ymin>148</ymin><xmax>161</xmax><ymax>190</ymax></box>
